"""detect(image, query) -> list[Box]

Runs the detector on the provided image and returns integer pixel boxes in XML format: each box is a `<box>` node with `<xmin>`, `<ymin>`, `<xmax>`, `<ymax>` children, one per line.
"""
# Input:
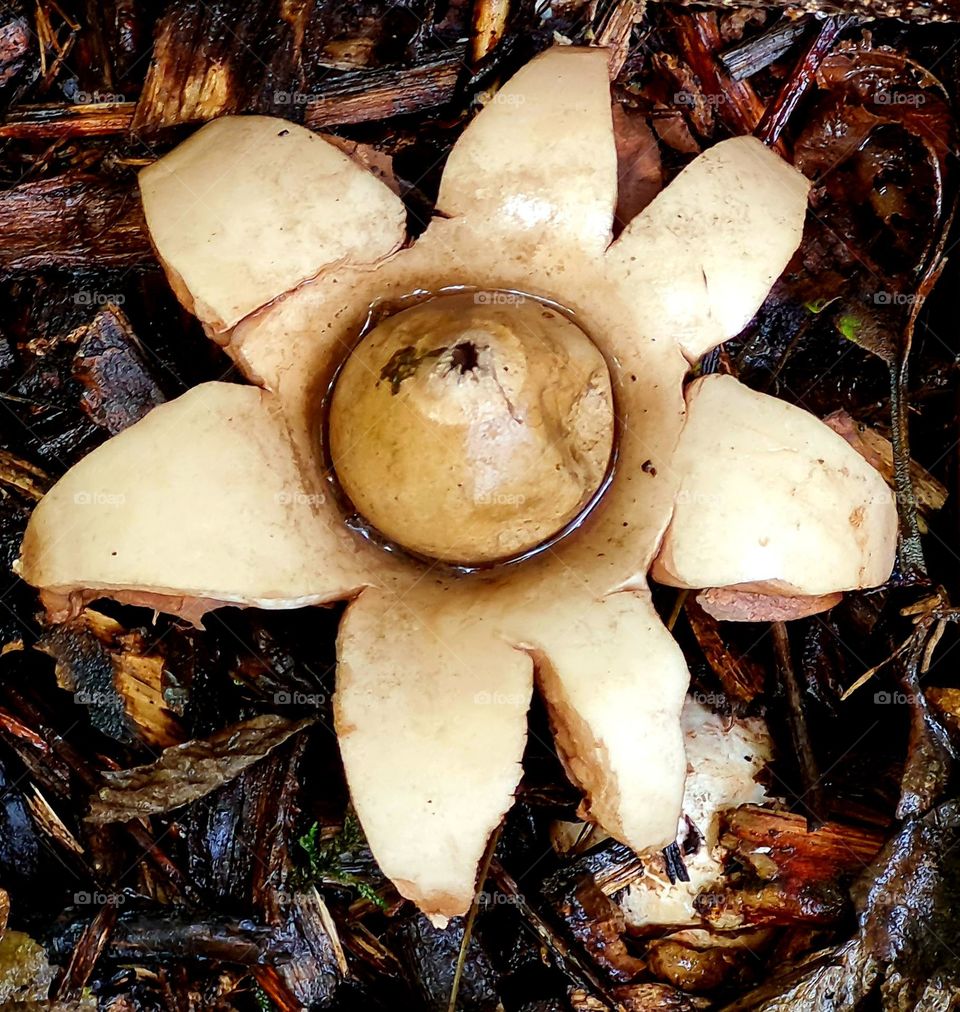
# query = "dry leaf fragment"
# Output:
<box><xmin>88</xmin><ymin>714</ymin><xmax>313</xmax><ymax>824</ymax></box>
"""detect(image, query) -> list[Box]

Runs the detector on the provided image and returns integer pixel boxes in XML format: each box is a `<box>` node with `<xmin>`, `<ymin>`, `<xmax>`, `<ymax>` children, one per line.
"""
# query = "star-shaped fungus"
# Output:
<box><xmin>16</xmin><ymin>47</ymin><xmax>896</xmax><ymax>924</ymax></box>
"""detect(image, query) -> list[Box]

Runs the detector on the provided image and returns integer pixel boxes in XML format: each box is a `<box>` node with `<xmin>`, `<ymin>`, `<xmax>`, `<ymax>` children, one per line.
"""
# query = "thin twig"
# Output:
<box><xmin>448</xmin><ymin>826</ymin><xmax>501</xmax><ymax>1012</ymax></box>
<box><xmin>756</xmin><ymin>16</ymin><xmax>853</xmax><ymax>147</ymax></box>
<box><xmin>488</xmin><ymin>859</ymin><xmax>617</xmax><ymax>1009</ymax></box>
<box><xmin>772</xmin><ymin>621</ymin><xmax>826</xmax><ymax>828</ymax></box>
<box><xmin>666</xmin><ymin>589</ymin><xmax>689</xmax><ymax>632</ymax></box>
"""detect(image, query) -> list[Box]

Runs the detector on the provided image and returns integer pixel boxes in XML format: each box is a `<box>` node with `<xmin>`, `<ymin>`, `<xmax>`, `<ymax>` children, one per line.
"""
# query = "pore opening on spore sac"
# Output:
<box><xmin>448</xmin><ymin>341</ymin><xmax>480</xmax><ymax>375</ymax></box>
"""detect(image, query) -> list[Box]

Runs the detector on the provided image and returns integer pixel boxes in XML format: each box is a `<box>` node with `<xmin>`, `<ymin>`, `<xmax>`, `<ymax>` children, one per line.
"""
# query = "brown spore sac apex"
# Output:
<box><xmin>328</xmin><ymin>292</ymin><xmax>616</xmax><ymax>565</ymax></box>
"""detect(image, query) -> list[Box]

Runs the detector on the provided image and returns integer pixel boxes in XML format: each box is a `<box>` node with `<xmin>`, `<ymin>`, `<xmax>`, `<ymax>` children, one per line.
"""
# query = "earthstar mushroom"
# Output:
<box><xmin>16</xmin><ymin>46</ymin><xmax>896</xmax><ymax>923</ymax></box>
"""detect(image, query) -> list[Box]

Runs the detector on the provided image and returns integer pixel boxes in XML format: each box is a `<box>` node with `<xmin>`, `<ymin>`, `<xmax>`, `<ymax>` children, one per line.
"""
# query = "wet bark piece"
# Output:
<box><xmin>302</xmin><ymin>55</ymin><xmax>464</xmax><ymax>129</ymax></box>
<box><xmin>722</xmin><ymin>806</ymin><xmax>885</xmax><ymax>880</ymax></box>
<box><xmin>107</xmin><ymin>914</ymin><xmax>285</xmax><ymax>964</ymax></box>
<box><xmin>389</xmin><ymin>914</ymin><xmax>500</xmax><ymax>1012</ymax></box>
<box><xmin>37</xmin><ymin>609</ymin><xmax>182</xmax><ymax>748</ymax></box>
<box><xmin>133</xmin><ymin>0</ymin><xmax>317</xmax><ymax>131</ymax></box>
<box><xmin>562</xmin><ymin>877</ymin><xmax>646</xmax><ymax>981</ymax></box>
<box><xmin>0</xmin><ymin>758</ymin><xmax>41</xmax><ymax>892</ymax></box>
<box><xmin>133</xmin><ymin>0</ymin><xmax>463</xmax><ymax>132</ymax></box>
<box><xmin>541</xmin><ymin>843</ymin><xmax>647</xmax><ymax>981</ymax></box>
<box><xmin>0</xmin><ymin>103</ymin><xmax>135</xmax><ymax>139</ymax></box>
<box><xmin>71</xmin><ymin>307</ymin><xmax>165</xmax><ymax>435</ymax></box>
<box><xmin>684</xmin><ymin>596</ymin><xmax>766</xmax><ymax>708</ymax></box>
<box><xmin>695</xmin><ymin>879</ymin><xmax>847</xmax><ymax>929</ymax></box>
<box><xmin>183</xmin><ymin>735</ymin><xmax>305</xmax><ymax>919</ymax></box>
<box><xmin>0</xmin><ymin>174</ymin><xmax>150</xmax><ymax>271</ymax></box>
<box><xmin>272</xmin><ymin>890</ymin><xmax>343</xmax><ymax>1008</ymax></box>
<box><xmin>88</xmin><ymin>715</ymin><xmax>313</xmax><ymax>823</ymax></box>
<box><xmin>719</xmin><ymin>17</ymin><xmax>811</xmax><ymax>80</ymax></box>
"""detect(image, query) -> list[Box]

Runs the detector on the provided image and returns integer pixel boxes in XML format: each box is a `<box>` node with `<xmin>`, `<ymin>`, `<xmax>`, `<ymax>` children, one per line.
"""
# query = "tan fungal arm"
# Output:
<box><xmin>608</xmin><ymin>135</ymin><xmax>810</xmax><ymax>363</ymax></box>
<box><xmin>652</xmin><ymin>375</ymin><xmax>898</xmax><ymax>602</ymax></box>
<box><xmin>17</xmin><ymin>383</ymin><xmax>368</xmax><ymax>623</ymax></box>
<box><xmin>139</xmin><ymin>116</ymin><xmax>406</xmax><ymax>333</ymax></box>
<box><xmin>335</xmin><ymin>585</ymin><xmax>533</xmax><ymax>925</ymax></box>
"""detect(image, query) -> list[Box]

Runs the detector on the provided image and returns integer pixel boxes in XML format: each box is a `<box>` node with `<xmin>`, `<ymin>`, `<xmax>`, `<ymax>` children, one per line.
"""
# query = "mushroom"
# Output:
<box><xmin>15</xmin><ymin>46</ymin><xmax>892</xmax><ymax>924</ymax></box>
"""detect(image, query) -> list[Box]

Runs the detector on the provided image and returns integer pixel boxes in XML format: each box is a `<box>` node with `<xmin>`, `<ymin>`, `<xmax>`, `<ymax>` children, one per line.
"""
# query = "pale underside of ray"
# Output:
<box><xmin>605</xmin><ymin>133</ymin><xmax>811</xmax><ymax>363</ymax></box>
<box><xmin>436</xmin><ymin>45</ymin><xmax>618</xmax><ymax>255</ymax></box>
<box><xmin>502</xmin><ymin>588</ymin><xmax>690</xmax><ymax>853</ymax></box>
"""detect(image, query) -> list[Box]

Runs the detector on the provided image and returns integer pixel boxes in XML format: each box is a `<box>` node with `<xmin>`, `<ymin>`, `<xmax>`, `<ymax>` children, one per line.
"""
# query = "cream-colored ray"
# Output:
<box><xmin>502</xmin><ymin>588</ymin><xmax>689</xmax><ymax>852</ymax></box>
<box><xmin>651</xmin><ymin>374</ymin><xmax>898</xmax><ymax>598</ymax></box>
<box><xmin>605</xmin><ymin>135</ymin><xmax>810</xmax><ymax>363</ymax></box>
<box><xmin>139</xmin><ymin>116</ymin><xmax>406</xmax><ymax>334</ymax></box>
<box><xmin>17</xmin><ymin>383</ymin><xmax>374</xmax><ymax>622</ymax></box>
<box><xmin>335</xmin><ymin>583</ymin><xmax>533</xmax><ymax>925</ymax></box>
<box><xmin>436</xmin><ymin>46</ymin><xmax>618</xmax><ymax>257</ymax></box>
